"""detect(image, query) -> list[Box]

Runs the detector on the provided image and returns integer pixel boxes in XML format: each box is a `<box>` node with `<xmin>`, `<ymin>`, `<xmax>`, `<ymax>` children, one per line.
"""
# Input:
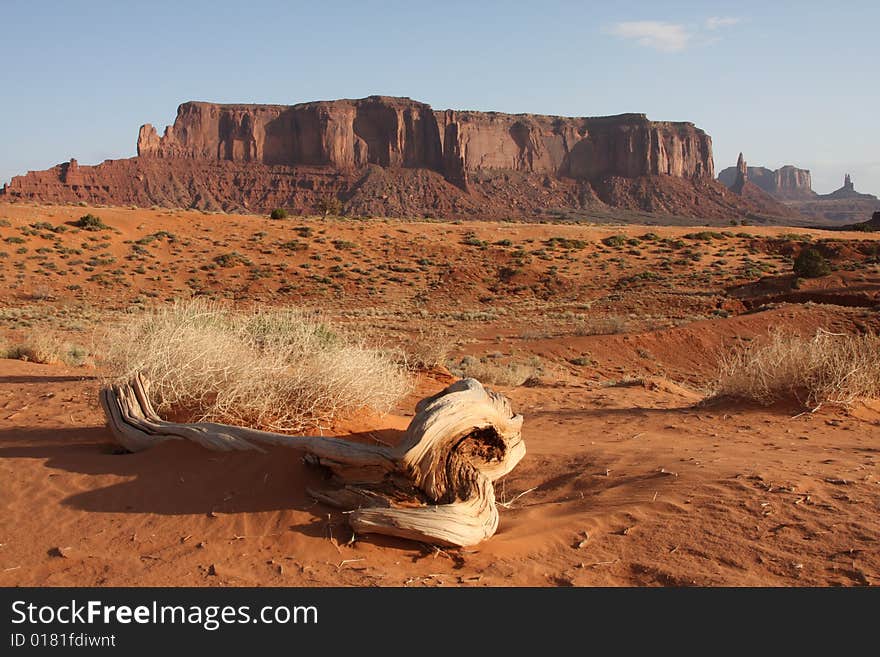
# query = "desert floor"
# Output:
<box><xmin>0</xmin><ymin>202</ymin><xmax>878</xmax><ymax>586</ymax></box>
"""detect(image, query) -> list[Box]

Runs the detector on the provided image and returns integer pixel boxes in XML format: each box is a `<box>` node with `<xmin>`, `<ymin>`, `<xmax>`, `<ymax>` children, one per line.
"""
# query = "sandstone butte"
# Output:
<box><xmin>718</xmin><ymin>161</ymin><xmax>815</xmax><ymax>201</ymax></box>
<box><xmin>1</xmin><ymin>96</ymin><xmax>796</xmax><ymax>221</ymax></box>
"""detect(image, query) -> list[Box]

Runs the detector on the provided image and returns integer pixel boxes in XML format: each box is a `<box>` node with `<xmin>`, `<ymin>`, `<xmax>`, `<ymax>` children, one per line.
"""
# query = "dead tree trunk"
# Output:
<box><xmin>100</xmin><ymin>375</ymin><xmax>525</xmax><ymax>547</ymax></box>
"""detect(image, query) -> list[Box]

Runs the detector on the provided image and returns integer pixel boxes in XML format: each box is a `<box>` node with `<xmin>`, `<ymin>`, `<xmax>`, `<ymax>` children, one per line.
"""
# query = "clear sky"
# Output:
<box><xmin>2</xmin><ymin>0</ymin><xmax>878</xmax><ymax>195</ymax></box>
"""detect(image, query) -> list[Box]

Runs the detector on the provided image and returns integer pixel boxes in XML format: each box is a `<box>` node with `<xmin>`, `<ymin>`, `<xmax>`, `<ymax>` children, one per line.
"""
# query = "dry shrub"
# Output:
<box><xmin>399</xmin><ymin>325</ymin><xmax>456</xmax><ymax>371</ymax></box>
<box><xmin>449</xmin><ymin>355</ymin><xmax>542</xmax><ymax>387</ymax></box>
<box><xmin>573</xmin><ymin>315</ymin><xmax>629</xmax><ymax>336</ymax></box>
<box><xmin>103</xmin><ymin>300</ymin><xmax>411</xmax><ymax>432</ymax></box>
<box><xmin>1</xmin><ymin>335</ymin><xmax>91</xmax><ymax>366</ymax></box>
<box><xmin>713</xmin><ymin>329</ymin><xmax>880</xmax><ymax>407</ymax></box>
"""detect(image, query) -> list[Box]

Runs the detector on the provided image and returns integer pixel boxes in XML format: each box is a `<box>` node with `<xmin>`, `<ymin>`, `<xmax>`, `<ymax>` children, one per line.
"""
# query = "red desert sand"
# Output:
<box><xmin>0</xmin><ymin>203</ymin><xmax>878</xmax><ymax>586</ymax></box>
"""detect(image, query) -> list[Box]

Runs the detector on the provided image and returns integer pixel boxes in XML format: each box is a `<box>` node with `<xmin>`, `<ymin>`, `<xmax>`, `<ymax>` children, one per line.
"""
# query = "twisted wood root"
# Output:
<box><xmin>100</xmin><ymin>376</ymin><xmax>524</xmax><ymax>546</ymax></box>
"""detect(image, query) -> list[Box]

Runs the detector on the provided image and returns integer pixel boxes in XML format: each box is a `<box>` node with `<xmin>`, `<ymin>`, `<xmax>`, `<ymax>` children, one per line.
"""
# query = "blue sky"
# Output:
<box><xmin>2</xmin><ymin>0</ymin><xmax>878</xmax><ymax>195</ymax></box>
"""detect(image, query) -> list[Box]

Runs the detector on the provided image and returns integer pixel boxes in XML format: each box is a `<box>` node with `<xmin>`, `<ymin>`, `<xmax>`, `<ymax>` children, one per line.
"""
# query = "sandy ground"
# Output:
<box><xmin>1</xmin><ymin>357</ymin><xmax>877</xmax><ymax>587</ymax></box>
<box><xmin>1</xmin><ymin>202</ymin><xmax>879</xmax><ymax>586</ymax></box>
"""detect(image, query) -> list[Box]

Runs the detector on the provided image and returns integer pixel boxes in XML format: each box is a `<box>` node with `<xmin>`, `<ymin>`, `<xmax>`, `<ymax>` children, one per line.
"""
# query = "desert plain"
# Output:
<box><xmin>0</xmin><ymin>201</ymin><xmax>878</xmax><ymax>587</ymax></box>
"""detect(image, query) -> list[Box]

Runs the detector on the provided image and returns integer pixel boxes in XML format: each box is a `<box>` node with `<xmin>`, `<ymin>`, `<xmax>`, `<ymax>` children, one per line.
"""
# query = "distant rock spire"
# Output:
<box><xmin>732</xmin><ymin>152</ymin><xmax>748</xmax><ymax>193</ymax></box>
<box><xmin>844</xmin><ymin>173</ymin><xmax>853</xmax><ymax>190</ymax></box>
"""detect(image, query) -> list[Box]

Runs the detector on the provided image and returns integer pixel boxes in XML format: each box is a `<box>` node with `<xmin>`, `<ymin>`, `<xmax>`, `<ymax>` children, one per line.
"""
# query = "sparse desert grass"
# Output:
<box><xmin>397</xmin><ymin>325</ymin><xmax>456</xmax><ymax>371</ymax></box>
<box><xmin>573</xmin><ymin>315</ymin><xmax>629</xmax><ymax>336</ymax></box>
<box><xmin>713</xmin><ymin>329</ymin><xmax>880</xmax><ymax>407</ymax></box>
<box><xmin>1</xmin><ymin>334</ymin><xmax>92</xmax><ymax>366</ymax></box>
<box><xmin>102</xmin><ymin>300</ymin><xmax>411</xmax><ymax>432</ymax></box>
<box><xmin>448</xmin><ymin>354</ymin><xmax>543</xmax><ymax>387</ymax></box>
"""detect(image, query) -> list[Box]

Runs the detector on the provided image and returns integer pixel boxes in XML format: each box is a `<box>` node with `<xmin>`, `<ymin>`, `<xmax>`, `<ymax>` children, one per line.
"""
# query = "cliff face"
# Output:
<box><xmin>774</xmin><ymin>166</ymin><xmax>813</xmax><ymax>199</ymax></box>
<box><xmin>718</xmin><ymin>162</ymin><xmax>815</xmax><ymax>200</ymax></box>
<box><xmin>135</xmin><ymin>97</ymin><xmax>714</xmax><ymax>187</ymax></box>
<box><xmin>137</xmin><ymin>98</ymin><xmax>445</xmax><ymax>171</ymax></box>
<box><xmin>3</xmin><ymin>95</ymin><xmax>797</xmax><ymax>222</ymax></box>
<box><xmin>435</xmin><ymin>110</ymin><xmax>713</xmax><ymax>186</ymax></box>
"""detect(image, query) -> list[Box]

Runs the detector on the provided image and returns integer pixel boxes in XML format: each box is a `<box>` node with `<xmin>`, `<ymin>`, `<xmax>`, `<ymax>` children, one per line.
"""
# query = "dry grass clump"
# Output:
<box><xmin>573</xmin><ymin>315</ymin><xmax>629</xmax><ymax>336</ymax></box>
<box><xmin>713</xmin><ymin>329</ymin><xmax>880</xmax><ymax>407</ymax></box>
<box><xmin>103</xmin><ymin>300</ymin><xmax>411</xmax><ymax>432</ymax></box>
<box><xmin>449</xmin><ymin>355</ymin><xmax>542</xmax><ymax>387</ymax></box>
<box><xmin>1</xmin><ymin>335</ymin><xmax>92</xmax><ymax>367</ymax></box>
<box><xmin>398</xmin><ymin>325</ymin><xmax>456</xmax><ymax>371</ymax></box>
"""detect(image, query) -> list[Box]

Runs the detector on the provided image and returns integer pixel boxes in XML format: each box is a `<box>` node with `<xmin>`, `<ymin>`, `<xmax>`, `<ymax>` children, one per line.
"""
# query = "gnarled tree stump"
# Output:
<box><xmin>99</xmin><ymin>376</ymin><xmax>525</xmax><ymax>547</ymax></box>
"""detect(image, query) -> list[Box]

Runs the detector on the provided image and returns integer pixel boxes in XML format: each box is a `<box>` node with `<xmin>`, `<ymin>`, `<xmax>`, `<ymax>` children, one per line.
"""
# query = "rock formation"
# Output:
<box><xmin>2</xmin><ymin>96</ymin><xmax>798</xmax><ymax>222</ymax></box>
<box><xmin>132</xmin><ymin>98</ymin><xmax>715</xmax><ymax>188</ymax></box>
<box><xmin>716</xmin><ymin>153</ymin><xmax>802</xmax><ymax>220</ymax></box>
<box><xmin>718</xmin><ymin>161</ymin><xmax>814</xmax><ymax>200</ymax></box>
<box><xmin>819</xmin><ymin>173</ymin><xmax>876</xmax><ymax>201</ymax></box>
<box><xmin>730</xmin><ymin>152</ymin><xmax>748</xmax><ymax>194</ymax></box>
<box><xmin>793</xmin><ymin>174</ymin><xmax>880</xmax><ymax>224</ymax></box>
<box><xmin>718</xmin><ymin>156</ymin><xmax>880</xmax><ymax>224</ymax></box>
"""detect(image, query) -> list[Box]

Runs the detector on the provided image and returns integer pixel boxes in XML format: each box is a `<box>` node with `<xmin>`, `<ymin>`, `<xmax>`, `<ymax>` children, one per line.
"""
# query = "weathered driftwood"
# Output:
<box><xmin>99</xmin><ymin>375</ymin><xmax>525</xmax><ymax>547</ymax></box>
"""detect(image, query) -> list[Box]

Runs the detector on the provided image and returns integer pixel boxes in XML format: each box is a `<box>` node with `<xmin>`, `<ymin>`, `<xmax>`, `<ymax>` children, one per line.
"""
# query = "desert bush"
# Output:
<box><xmin>75</xmin><ymin>214</ymin><xmax>110</xmax><ymax>231</ymax></box>
<box><xmin>136</xmin><ymin>231</ymin><xmax>176</xmax><ymax>245</ymax></box>
<box><xmin>573</xmin><ymin>315</ymin><xmax>629</xmax><ymax>336</ymax></box>
<box><xmin>102</xmin><ymin>300</ymin><xmax>411</xmax><ymax>432</ymax></box>
<box><xmin>461</xmin><ymin>232</ymin><xmax>488</xmax><ymax>248</ymax></box>
<box><xmin>1</xmin><ymin>335</ymin><xmax>92</xmax><ymax>366</ymax></box>
<box><xmin>601</xmin><ymin>235</ymin><xmax>626</xmax><ymax>248</ymax></box>
<box><xmin>269</xmin><ymin>208</ymin><xmax>288</xmax><ymax>220</ymax></box>
<box><xmin>684</xmin><ymin>231</ymin><xmax>726</xmax><ymax>241</ymax></box>
<box><xmin>547</xmin><ymin>236</ymin><xmax>588</xmax><ymax>250</ymax></box>
<box><xmin>316</xmin><ymin>196</ymin><xmax>343</xmax><ymax>217</ymax></box>
<box><xmin>279</xmin><ymin>240</ymin><xmax>308</xmax><ymax>252</ymax></box>
<box><xmin>497</xmin><ymin>265</ymin><xmax>521</xmax><ymax>282</ymax></box>
<box><xmin>398</xmin><ymin>326</ymin><xmax>455</xmax><ymax>371</ymax></box>
<box><xmin>793</xmin><ymin>247</ymin><xmax>830</xmax><ymax>278</ymax></box>
<box><xmin>713</xmin><ymin>329</ymin><xmax>880</xmax><ymax>407</ymax></box>
<box><xmin>448</xmin><ymin>355</ymin><xmax>542</xmax><ymax>387</ymax></box>
<box><xmin>213</xmin><ymin>251</ymin><xmax>251</xmax><ymax>267</ymax></box>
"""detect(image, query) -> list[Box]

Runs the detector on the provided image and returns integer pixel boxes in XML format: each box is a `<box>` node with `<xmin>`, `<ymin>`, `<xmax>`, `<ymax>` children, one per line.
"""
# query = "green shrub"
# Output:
<box><xmin>683</xmin><ymin>231</ymin><xmax>725</xmax><ymax>241</ymax></box>
<box><xmin>793</xmin><ymin>248</ymin><xmax>830</xmax><ymax>278</ymax></box>
<box><xmin>213</xmin><ymin>251</ymin><xmax>251</xmax><ymax>268</ymax></box>
<box><xmin>75</xmin><ymin>214</ymin><xmax>110</xmax><ymax>231</ymax></box>
<box><xmin>547</xmin><ymin>236</ymin><xmax>588</xmax><ymax>250</ymax></box>
<box><xmin>270</xmin><ymin>208</ymin><xmax>288</xmax><ymax>220</ymax></box>
<box><xmin>316</xmin><ymin>197</ymin><xmax>343</xmax><ymax>217</ymax></box>
<box><xmin>280</xmin><ymin>240</ymin><xmax>308</xmax><ymax>252</ymax></box>
<box><xmin>602</xmin><ymin>235</ymin><xmax>627</xmax><ymax>248</ymax></box>
<box><xmin>462</xmin><ymin>232</ymin><xmax>488</xmax><ymax>248</ymax></box>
